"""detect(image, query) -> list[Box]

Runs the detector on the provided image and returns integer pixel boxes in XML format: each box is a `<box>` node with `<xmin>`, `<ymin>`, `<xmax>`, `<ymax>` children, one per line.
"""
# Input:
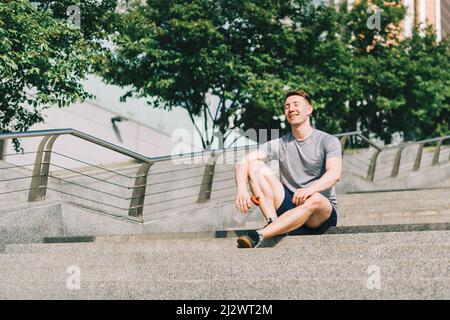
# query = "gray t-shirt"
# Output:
<box><xmin>259</xmin><ymin>129</ymin><xmax>342</xmax><ymax>208</ymax></box>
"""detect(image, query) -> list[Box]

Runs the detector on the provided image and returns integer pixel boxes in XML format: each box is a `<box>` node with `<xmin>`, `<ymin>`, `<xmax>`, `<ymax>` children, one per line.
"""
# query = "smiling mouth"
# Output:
<box><xmin>289</xmin><ymin>114</ymin><xmax>299</xmax><ymax>119</ymax></box>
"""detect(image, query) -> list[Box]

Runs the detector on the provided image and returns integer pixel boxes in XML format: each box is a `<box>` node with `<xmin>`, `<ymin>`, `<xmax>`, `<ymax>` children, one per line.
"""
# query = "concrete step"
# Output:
<box><xmin>340</xmin><ymin>206</ymin><xmax>450</xmax><ymax>218</ymax></box>
<box><xmin>91</xmin><ymin>226</ymin><xmax>450</xmax><ymax>243</ymax></box>
<box><xmin>325</xmin><ymin>223</ymin><xmax>450</xmax><ymax>234</ymax></box>
<box><xmin>339</xmin><ymin>208</ymin><xmax>450</xmax><ymax>220</ymax></box>
<box><xmin>3</xmin><ymin>243</ymin><xmax>450</xmax><ymax>263</ymax></box>
<box><xmin>0</xmin><ymin>200</ymin><xmax>64</xmax><ymax>251</ymax></box>
<box><xmin>0</xmin><ymin>229</ymin><xmax>444</xmax><ymax>265</ymax></box>
<box><xmin>30</xmin><ymin>224</ymin><xmax>449</xmax><ymax>252</ymax></box>
<box><xmin>339</xmin><ymin>188</ymin><xmax>450</xmax><ymax>203</ymax></box>
<box><xmin>0</xmin><ymin>259</ymin><xmax>448</xmax><ymax>282</ymax></box>
<box><xmin>0</xmin><ymin>278</ymin><xmax>448</xmax><ymax>299</ymax></box>
<box><xmin>339</xmin><ymin>213</ymin><xmax>450</xmax><ymax>226</ymax></box>
<box><xmin>340</xmin><ymin>196</ymin><xmax>449</xmax><ymax>210</ymax></box>
<box><xmin>4</xmin><ymin>241</ymin><xmax>450</xmax><ymax>260</ymax></box>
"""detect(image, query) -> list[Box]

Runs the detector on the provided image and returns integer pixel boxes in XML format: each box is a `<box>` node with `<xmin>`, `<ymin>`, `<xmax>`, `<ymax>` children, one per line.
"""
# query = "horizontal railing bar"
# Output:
<box><xmin>0</xmin><ymin>163</ymin><xmax>35</xmax><ymax>170</ymax></box>
<box><xmin>46</xmin><ymin>187</ymin><xmax>129</xmax><ymax>211</ymax></box>
<box><xmin>47</xmin><ymin>175</ymin><xmax>128</xmax><ymax>201</ymax></box>
<box><xmin>49</xmin><ymin>163</ymin><xmax>130</xmax><ymax>189</ymax></box>
<box><xmin>356</xmin><ymin>135</ymin><xmax>382</xmax><ymax>151</ymax></box>
<box><xmin>381</xmin><ymin>136</ymin><xmax>450</xmax><ymax>152</ymax></box>
<box><xmin>70</xmin><ymin>130</ymin><xmax>152</xmax><ymax>163</ymax></box>
<box><xmin>0</xmin><ymin>188</ymin><xmax>31</xmax><ymax>196</ymax></box>
<box><xmin>333</xmin><ymin>131</ymin><xmax>360</xmax><ymax>137</ymax></box>
<box><xmin>345</xmin><ymin>185</ymin><xmax>450</xmax><ymax>194</ymax></box>
<box><xmin>131</xmin><ymin>177</ymin><xmax>235</xmax><ymax>199</ymax></box>
<box><xmin>0</xmin><ymin>129</ymin><xmax>153</xmax><ymax>164</ymax></box>
<box><xmin>1</xmin><ymin>151</ymin><xmax>38</xmax><ymax>157</ymax></box>
<box><xmin>0</xmin><ymin>175</ymin><xmax>40</xmax><ymax>183</ymax></box>
<box><xmin>135</xmin><ymin>192</ymin><xmax>201</xmax><ymax>209</ymax></box>
<box><xmin>2</xmin><ymin>129</ymin><xmax>449</xmax><ymax>166</ymax></box>
<box><xmin>149</xmin><ymin>145</ymin><xmax>258</xmax><ymax>163</ymax></box>
<box><xmin>0</xmin><ymin>129</ymin><xmax>74</xmax><ymax>140</ymax></box>
<box><xmin>212</xmin><ymin>185</ymin><xmax>236</xmax><ymax>192</ymax></box>
<box><xmin>51</xmin><ymin>151</ymin><xmax>135</xmax><ymax>179</ymax></box>
<box><xmin>142</xmin><ymin>207</ymin><xmax>199</xmax><ymax>220</ymax></box>
<box><xmin>133</xmin><ymin>173</ymin><xmax>206</xmax><ymax>189</ymax></box>
<box><xmin>148</xmin><ymin>164</ymin><xmax>206</xmax><ymax>176</ymax></box>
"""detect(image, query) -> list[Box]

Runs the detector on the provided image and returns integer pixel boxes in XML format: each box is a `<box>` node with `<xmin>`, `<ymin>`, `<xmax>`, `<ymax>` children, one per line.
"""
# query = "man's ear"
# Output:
<box><xmin>306</xmin><ymin>105</ymin><xmax>313</xmax><ymax>116</ymax></box>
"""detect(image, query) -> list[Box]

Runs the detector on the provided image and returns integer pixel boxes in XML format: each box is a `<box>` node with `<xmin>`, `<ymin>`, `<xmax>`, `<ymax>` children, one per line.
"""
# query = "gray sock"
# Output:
<box><xmin>256</xmin><ymin>230</ymin><xmax>264</xmax><ymax>242</ymax></box>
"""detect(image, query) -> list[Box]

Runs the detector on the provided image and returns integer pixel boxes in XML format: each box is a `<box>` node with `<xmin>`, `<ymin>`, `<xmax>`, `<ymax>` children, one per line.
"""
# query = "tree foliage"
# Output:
<box><xmin>2</xmin><ymin>0</ymin><xmax>448</xmax><ymax>151</ymax></box>
<box><xmin>105</xmin><ymin>0</ymin><xmax>449</xmax><ymax>146</ymax></box>
<box><xmin>0</xmin><ymin>0</ymin><xmax>113</xmax><ymax>149</ymax></box>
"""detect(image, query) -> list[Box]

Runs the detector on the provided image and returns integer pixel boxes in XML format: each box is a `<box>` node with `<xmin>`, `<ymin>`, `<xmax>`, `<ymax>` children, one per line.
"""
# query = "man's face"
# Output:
<box><xmin>284</xmin><ymin>95</ymin><xmax>313</xmax><ymax>125</ymax></box>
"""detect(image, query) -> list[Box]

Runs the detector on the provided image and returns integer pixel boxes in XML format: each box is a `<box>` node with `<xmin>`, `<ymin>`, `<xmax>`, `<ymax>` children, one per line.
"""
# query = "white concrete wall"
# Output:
<box><xmin>404</xmin><ymin>0</ymin><xmax>415</xmax><ymax>38</ymax></box>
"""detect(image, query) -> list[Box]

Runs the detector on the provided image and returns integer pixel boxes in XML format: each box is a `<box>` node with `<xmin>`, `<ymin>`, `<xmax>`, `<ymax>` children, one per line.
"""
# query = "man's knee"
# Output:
<box><xmin>249</xmin><ymin>161</ymin><xmax>275</xmax><ymax>179</ymax></box>
<box><xmin>303</xmin><ymin>193</ymin><xmax>329</xmax><ymax>211</ymax></box>
<box><xmin>248</xmin><ymin>161</ymin><xmax>265</xmax><ymax>179</ymax></box>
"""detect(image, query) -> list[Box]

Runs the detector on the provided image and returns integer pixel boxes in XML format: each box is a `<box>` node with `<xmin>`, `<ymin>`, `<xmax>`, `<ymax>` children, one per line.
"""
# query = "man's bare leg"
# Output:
<box><xmin>247</xmin><ymin>161</ymin><xmax>284</xmax><ymax>222</ymax></box>
<box><xmin>259</xmin><ymin>192</ymin><xmax>333</xmax><ymax>239</ymax></box>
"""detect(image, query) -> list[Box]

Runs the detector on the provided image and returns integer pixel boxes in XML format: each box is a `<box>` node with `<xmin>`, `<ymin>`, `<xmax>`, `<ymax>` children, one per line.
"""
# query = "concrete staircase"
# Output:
<box><xmin>1</xmin><ymin>144</ymin><xmax>450</xmax><ymax>299</ymax></box>
<box><xmin>0</xmin><ymin>227</ymin><xmax>449</xmax><ymax>299</ymax></box>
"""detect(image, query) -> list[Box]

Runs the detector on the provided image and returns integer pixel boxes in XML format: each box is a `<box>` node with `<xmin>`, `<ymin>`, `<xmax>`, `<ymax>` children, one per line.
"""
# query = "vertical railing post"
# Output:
<box><xmin>197</xmin><ymin>150</ymin><xmax>223</xmax><ymax>203</ymax></box>
<box><xmin>129</xmin><ymin>161</ymin><xmax>153</xmax><ymax>219</ymax></box>
<box><xmin>367</xmin><ymin>149</ymin><xmax>381</xmax><ymax>181</ymax></box>
<box><xmin>413</xmin><ymin>143</ymin><xmax>425</xmax><ymax>171</ymax></box>
<box><xmin>39</xmin><ymin>135</ymin><xmax>58</xmax><ymax>200</ymax></box>
<box><xmin>339</xmin><ymin>135</ymin><xmax>349</xmax><ymax>157</ymax></box>
<box><xmin>0</xmin><ymin>138</ymin><xmax>5</xmax><ymax>160</ymax></box>
<box><xmin>432</xmin><ymin>139</ymin><xmax>443</xmax><ymax>166</ymax></box>
<box><xmin>391</xmin><ymin>146</ymin><xmax>405</xmax><ymax>177</ymax></box>
<box><xmin>28</xmin><ymin>135</ymin><xmax>60</xmax><ymax>201</ymax></box>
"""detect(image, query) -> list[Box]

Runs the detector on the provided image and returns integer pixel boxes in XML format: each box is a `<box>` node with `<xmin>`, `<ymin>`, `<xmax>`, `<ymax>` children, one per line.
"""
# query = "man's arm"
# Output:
<box><xmin>292</xmin><ymin>157</ymin><xmax>342</xmax><ymax>205</ymax></box>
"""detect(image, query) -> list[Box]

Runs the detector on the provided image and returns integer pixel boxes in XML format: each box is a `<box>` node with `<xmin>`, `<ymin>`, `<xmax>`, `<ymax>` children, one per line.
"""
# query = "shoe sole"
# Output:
<box><xmin>236</xmin><ymin>236</ymin><xmax>254</xmax><ymax>248</ymax></box>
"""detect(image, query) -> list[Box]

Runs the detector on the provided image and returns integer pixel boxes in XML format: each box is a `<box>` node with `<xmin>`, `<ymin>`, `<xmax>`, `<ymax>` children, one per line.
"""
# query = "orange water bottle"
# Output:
<box><xmin>234</xmin><ymin>195</ymin><xmax>261</xmax><ymax>223</ymax></box>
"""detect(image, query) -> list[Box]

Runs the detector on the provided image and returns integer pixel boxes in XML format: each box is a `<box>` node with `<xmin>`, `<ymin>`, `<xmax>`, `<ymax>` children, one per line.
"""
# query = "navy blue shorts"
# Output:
<box><xmin>275</xmin><ymin>185</ymin><xmax>337</xmax><ymax>235</ymax></box>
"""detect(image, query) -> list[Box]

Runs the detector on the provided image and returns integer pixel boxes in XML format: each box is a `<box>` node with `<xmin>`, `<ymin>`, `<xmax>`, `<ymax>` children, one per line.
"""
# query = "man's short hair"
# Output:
<box><xmin>284</xmin><ymin>90</ymin><xmax>312</xmax><ymax>106</ymax></box>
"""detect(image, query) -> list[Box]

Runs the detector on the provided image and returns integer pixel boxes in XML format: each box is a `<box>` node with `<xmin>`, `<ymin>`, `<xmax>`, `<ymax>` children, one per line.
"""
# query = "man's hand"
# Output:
<box><xmin>292</xmin><ymin>187</ymin><xmax>317</xmax><ymax>206</ymax></box>
<box><xmin>235</xmin><ymin>189</ymin><xmax>252</xmax><ymax>214</ymax></box>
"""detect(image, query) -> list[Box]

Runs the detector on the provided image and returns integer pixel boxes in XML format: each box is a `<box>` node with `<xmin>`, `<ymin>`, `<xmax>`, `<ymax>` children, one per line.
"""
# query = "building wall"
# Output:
<box><xmin>336</xmin><ymin>1</ymin><xmax>446</xmax><ymax>40</ymax></box>
<box><xmin>426</xmin><ymin>0</ymin><xmax>436</xmax><ymax>25</ymax></box>
<box><xmin>442</xmin><ymin>0</ymin><xmax>450</xmax><ymax>38</ymax></box>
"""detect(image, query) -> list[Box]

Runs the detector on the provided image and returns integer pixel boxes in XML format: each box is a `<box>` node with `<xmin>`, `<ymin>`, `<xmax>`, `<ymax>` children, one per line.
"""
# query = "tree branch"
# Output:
<box><xmin>187</xmin><ymin>108</ymin><xmax>207</xmax><ymax>149</ymax></box>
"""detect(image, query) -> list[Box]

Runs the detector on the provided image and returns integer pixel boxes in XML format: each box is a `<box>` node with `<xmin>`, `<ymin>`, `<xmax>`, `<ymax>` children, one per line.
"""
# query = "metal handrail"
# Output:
<box><xmin>0</xmin><ymin>128</ymin><xmax>259</xmax><ymax>219</ymax></box>
<box><xmin>0</xmin><ymin>128</ymin><xmax>154</xmax><ymax>219</ymax></box>
<box><xmin>2</xmin><ymin>128</ymin><xmax>450</xmax><ymax>220</ymax></box>
<box><xmin>0</xmin><ymin>129</ymin><xmax>152</xmax><ymax>162</ymax></box>
<box><xmin>335</xmin><ymin>131</ymin><xmax>383</xmax><ymax>151</ymax></box>
<box><xmin>337</xmin><ymin>131</ymin><xmax>450</xmax><ymax>181</ymax></box>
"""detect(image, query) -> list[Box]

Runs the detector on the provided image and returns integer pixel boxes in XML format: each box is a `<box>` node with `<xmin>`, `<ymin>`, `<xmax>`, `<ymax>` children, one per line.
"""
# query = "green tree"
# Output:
<box><xmin>103</xmin><ymin>0</ymin><xmax>319</xmax><ymax>148</ymax></box>
<box><xmin>32</xmin><ymin>0</ymin><xmax>119</xmax><ymax>41</ymax></box>
<box><xmin>0</xmin><ymin>0</ymin><xmax>108</xmax><ymax>149</ymax></box>
<box><xmin>104</xmin><ymin>0</ymin><xmax>449</xmax><ymax>147</ymax></box>
<box><xmin>242</xmin><ymin>0</ymin><xmax>449</xmax><ymax>142</ymax></box>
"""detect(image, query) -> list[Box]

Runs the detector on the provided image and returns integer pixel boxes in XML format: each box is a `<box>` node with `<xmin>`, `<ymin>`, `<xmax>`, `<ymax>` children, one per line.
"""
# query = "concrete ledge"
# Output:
<box><xmin>42</xmin><ymin>222</ymin><xmax>450</xmax><ymax>244</ymax></box>
<box><xmin>0</xmin><ymin>200</ymin><xmax>65</xmax><ymax>252</ymax></box>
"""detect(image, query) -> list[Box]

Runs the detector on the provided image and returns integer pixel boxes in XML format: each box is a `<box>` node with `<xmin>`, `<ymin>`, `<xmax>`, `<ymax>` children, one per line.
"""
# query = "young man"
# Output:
<box><xmin>235</xmin><ymin>90</ymin><xmax>343</xmax><ymax>248</ymax></box>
